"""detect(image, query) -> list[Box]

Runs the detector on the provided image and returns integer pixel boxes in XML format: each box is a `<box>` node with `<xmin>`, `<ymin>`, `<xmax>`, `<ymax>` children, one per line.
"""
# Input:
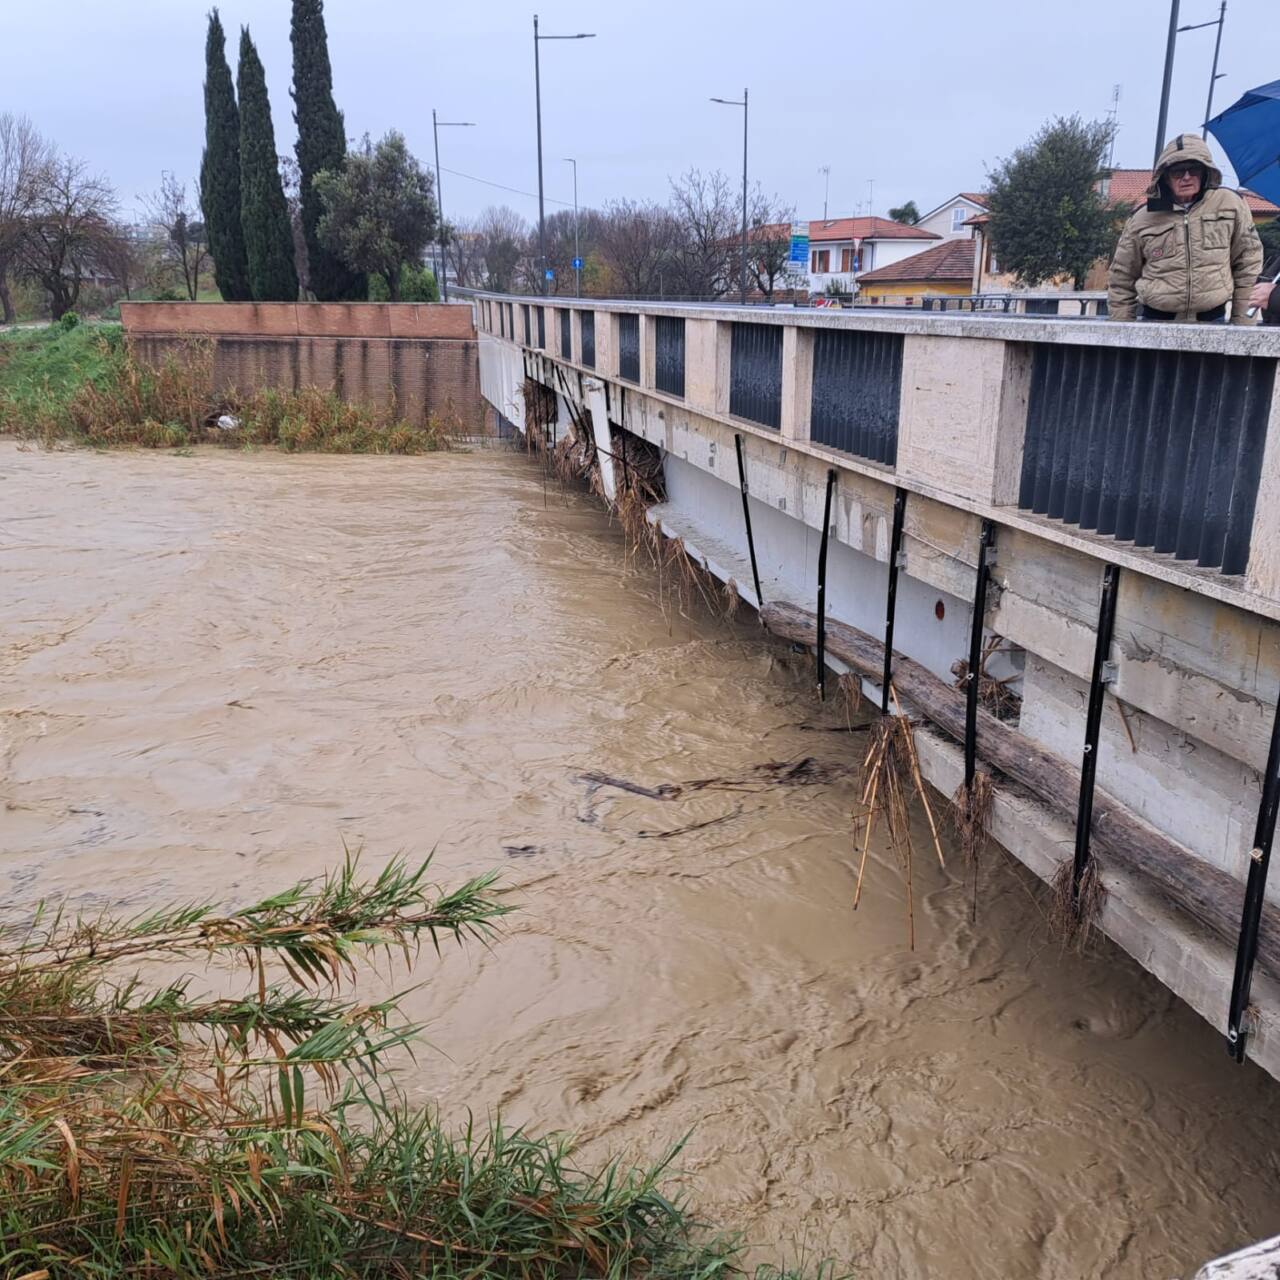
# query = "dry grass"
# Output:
<box><xmin>951</xmin><ymin>770</ymin><xmax>995</xmax><ymax>922</ymax></box>
<box><xmin>851</xmin><ymin>691</ymin><xmax>945</xmax><ymax>949</ymax></box>
<box><xmin>1049</xmin><ymin>855</ymin><xmax>1108</xmax><ymax>952</ymax></box>
<box><xmin>2</xmin><ymin>333</ymin><xmax>450</xmax><ymax>454</ymax></box>
<box><xmin>951</xmin><ymin>633</ymin><xmax>1022</xmax><ymax>723</ymax></box>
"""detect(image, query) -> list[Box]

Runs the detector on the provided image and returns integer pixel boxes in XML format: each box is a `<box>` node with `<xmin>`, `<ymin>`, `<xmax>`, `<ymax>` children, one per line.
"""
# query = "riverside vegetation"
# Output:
<box><xmin>0</xmin><ymin>320</ymin><xmax>447</xmax><ymax>453</ymax></box>
<box><xmin>0</xmin><ymin>855</ymin><xmax>844</xmax><ymax>1278</ymax></box>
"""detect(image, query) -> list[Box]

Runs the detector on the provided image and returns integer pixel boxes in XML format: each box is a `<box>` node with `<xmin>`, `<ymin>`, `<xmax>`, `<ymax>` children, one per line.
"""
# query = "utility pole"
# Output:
<box><xmin>1106</xmin><ymin>83</ymin><xmax>1122</xmax><ymax>169</ymax></box>
<box><xmin>867</xmin><ymin>178</ymin><xmax>875</xmax><ymax>219</ymax></box>
<box><xmin>711</xmin><ymin>87</ymin><xmax>750</xmax><ymax>304</ymax></box>
<box><xmin>563</xmin><ymin>157</ymin><xmax>580</xmax><ymax>296</ymax></box>
<box><xmin>1154</xmin><ymin>0</ymin><xmax>1181</xmax><ymax>166</ymax></box>
<box><xmin>819</xmin><ymin>165</ymin><xmax>830</xmax><ymax>220</ymax></box>
<box><xmin>1178</xmin><ymin>1</ymin><xmax>1228</xmax><ymax>137</ymax></box>
<box><xmin>533</xmin><ymin>15</ymin><xmax>595</xmax><ymax>297</ymax></box>
<box><xmin>432</xmin><ymin>110</ymin><xmax>475</xmax><ymax>303</ymax></box>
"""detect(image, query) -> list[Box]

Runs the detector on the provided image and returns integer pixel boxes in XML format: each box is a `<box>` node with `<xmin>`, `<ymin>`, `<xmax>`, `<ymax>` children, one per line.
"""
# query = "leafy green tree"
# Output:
<box><xmin>1258</xmin><ymin>218</ymin><xmax>1280</xmax><ymax>266</ymax></box>
<box><xmin>237</xmin><ymin>27</ymin><xmax>298</xmax><ymax>301</ymax></box>
<box><xmin>314</xmin><ymin>131</ymin><xmax>436</xmax><ymax>301</ymax></box>
<box><xmin>290</xmin><ymin>0</ymin><xmax>364</xmax><ymax>301</ymax></box>
<box><xmin>887</xmin><ymin>200</ymin><xmax>920</xmax><ymax>225</ymax></box>
<box><xmin>199</xmin><ymin>10</ymin><xmax>251</xmax><ymax>301</ymax></box>
<box><xmin>368</xmin><ymin>262</ymin><xmax>439</xmax><ymax>302</ymax></box>
<box><xmin>986</xmin><ymin>115</ymin><xmax>1117</xmax><ymax>289</ymax></box>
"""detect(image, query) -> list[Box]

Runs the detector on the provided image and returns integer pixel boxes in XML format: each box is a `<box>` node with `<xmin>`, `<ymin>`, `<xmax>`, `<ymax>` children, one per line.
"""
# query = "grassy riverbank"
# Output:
<box><xmin>0</xmin><ymin>856</ymin><xmax>842</xmax><ymax>1279</ymax></box>
<box><xmin>0</xmin><ymin>321</ymin><xmax>447</xmax><ymax>452</ymax></box>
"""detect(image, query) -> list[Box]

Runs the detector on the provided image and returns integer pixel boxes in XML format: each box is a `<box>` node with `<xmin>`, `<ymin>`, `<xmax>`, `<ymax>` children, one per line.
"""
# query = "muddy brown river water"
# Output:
<box><xmin>2</xmin><ymin>442</ymin><xmax>1279</xmax><ymax>1277</ymax></box>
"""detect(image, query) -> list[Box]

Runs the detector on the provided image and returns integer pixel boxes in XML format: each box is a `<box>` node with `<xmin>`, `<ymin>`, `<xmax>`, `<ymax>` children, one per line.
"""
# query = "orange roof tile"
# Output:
<box><xmin>857</xmin><ymin>238</ymin><xmax>976</xmax><ymax>284</ymax></box>
<box><xmin>807</xmin><ymin>216</ymin><xmax>938</xmax><ymax>242</ymax></box>
<box><xmin>1102</xmin><ymin>167</ymin><xmax>1278</xmax><ymax>215</ymax></box>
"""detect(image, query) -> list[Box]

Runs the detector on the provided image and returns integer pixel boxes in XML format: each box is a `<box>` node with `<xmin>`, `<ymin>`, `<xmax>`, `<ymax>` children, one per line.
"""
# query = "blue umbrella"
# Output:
<box><xmin>1206</xmin><ymin>79</ymin><xmax>1280</xmax><ymax>205</ymax></box>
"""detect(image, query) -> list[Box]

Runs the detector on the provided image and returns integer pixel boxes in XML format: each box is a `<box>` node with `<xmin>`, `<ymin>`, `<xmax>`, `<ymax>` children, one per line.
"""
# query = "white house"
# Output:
<box><xmin>916</xmin><ymin>193</ymin><xmax>989</xmax><ymax>241</ymax></box>
<box><xmin>805</xmin><ymin>216</ymin><xmax>939</xmax><ymax>294</ymax></box>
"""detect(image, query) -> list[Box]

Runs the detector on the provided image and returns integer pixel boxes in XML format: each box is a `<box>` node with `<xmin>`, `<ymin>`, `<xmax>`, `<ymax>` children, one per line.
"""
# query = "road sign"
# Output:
<box><xmin>787</xmin><ymin>221</ymin><xmax>810</xmax><ymax>277</ymax></box>
<box><xmin>545</xmin><ymin>268</ymin><xmax>555</xmax><ymax>281</ymax></box>
<box><xmin>572</xmin><ymin>256</ymin><xmax>584</xmax><ymax>271</ymax></box>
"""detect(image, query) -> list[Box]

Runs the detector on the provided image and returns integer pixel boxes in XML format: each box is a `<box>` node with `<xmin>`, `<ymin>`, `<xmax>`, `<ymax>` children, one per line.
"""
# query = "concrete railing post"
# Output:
<box><xmin>780</xmin><ymin>327</ymin><xmax>814</xmax><ymax>443</ymax></box>
<box><xmin>895</xmin><ymin>334</ymin><xmax>1031</xmax><ymax>506</ymax></box>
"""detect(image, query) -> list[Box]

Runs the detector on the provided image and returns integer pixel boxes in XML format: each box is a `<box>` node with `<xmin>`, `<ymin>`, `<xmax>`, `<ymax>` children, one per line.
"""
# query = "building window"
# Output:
<box><xmin>840</xmin><ymin>246</ymin><xmax>859</xmax><ymax>273</ymax></box>
<box><xmin>951</xmin><ymin>206</ymin><xmax>968</xmax><ymax>232</ymax></box>
<box><xmin>811</xmin><ymin>248</ymin><xmax>830</xmax><ymax>273</ymax></box>
<box><xmin>988</xmin><ymin>248</ymin><xmax>999</xmax><ymax>274</ymax></box>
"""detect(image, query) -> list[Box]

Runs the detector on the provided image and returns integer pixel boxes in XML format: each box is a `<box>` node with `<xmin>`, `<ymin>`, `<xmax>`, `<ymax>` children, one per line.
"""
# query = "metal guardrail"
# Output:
<box><xmin>618</xmin><ymin>313</ymin><xmax>640</xmax><ymax>383</ymax></box>
<box><xmin>729</xmin><ymin>321</ymin><xmax>782</xmax><ymax>429</ymax></box>
<box><xmin>1019</xmin><ymin>344</ymin><xmax>1276</xmax><ymax>575</ymax></box>
<box><xmin>810</xmin><ymin>328</ymin><xmax>903</xmax><ymax>466</ymax></box>
<box><xmin>654</xmin><ymin>316</ymin><xmax>686</xmax><ymax>398</ymax></box>
<box><xmin>581</xmin><ymin>311</ymin><xmax>595</xmax><ymax>368</ymax></box>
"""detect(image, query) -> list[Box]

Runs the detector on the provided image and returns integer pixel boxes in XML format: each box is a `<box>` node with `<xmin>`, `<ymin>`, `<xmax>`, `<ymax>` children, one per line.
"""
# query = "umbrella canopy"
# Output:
<box><xmin>1207</xmin><ymin>80</ymin><xmax>1280</xmax><ymax>206</ymax></box>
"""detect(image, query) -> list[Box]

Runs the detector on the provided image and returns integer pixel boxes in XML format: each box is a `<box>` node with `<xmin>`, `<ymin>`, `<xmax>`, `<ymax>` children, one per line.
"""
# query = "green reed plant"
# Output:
<box><xmin>0</xmin><ymin>855</ymin><xmax>847</xmax><ymax>1279</ymax></box>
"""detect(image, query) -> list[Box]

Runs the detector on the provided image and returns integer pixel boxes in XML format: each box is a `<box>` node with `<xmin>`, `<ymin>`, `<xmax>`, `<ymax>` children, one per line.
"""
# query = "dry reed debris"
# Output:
<box><xmin>1049</xmin><ymin>855</ymin><xmax>1108</xmax><ymax>952</ymax></box>
<box><xmin>851</xmin><ymin>690</ymin><xmax>946</xmax><ymax>949</ymax></box>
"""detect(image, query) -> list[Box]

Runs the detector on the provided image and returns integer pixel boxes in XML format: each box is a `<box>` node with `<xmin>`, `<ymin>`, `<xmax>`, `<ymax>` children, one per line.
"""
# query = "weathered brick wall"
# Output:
<box><xmin>121</xmin><ymin>303</ymin><xmax>485</xmax><ymax>431</ymax></box>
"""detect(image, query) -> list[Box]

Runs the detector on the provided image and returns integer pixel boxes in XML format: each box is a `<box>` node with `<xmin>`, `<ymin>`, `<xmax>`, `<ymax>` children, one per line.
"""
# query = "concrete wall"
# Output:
<box><xmin>473</xmin><ymin>293</ymin><xmax>1280</xmax><ymax>1078</ymax></box>
<box><xmin>121</xmin><ymin>302</ymin><xmax>485</xmax><ymax>430</ymax></box>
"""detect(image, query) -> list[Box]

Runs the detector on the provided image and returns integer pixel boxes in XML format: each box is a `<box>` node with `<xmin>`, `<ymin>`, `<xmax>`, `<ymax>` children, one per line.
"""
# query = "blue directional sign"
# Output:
<box><xmin>545</xmin><ymin>268</ymin><xmax>555</xmax><ymax>281</ymax></box>
<box><xmin>572</xmin><ymin>256</ymin><xmax>584</xmax><ymax>271</ymax></box>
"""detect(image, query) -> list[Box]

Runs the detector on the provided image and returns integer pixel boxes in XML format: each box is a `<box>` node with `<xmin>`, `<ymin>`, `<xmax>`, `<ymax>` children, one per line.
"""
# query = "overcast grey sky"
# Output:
<box><xmin>4</xmin><ymin>0</ymin><xmax>1278</xmax><ymax>224</ymax></box>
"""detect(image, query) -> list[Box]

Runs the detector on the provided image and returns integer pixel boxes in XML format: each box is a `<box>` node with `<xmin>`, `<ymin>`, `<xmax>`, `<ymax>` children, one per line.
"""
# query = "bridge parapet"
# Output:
<box><xmin>473</xmin><ymin>293</ymin><xmax>1280</xmax><ymax>610</ymax></box>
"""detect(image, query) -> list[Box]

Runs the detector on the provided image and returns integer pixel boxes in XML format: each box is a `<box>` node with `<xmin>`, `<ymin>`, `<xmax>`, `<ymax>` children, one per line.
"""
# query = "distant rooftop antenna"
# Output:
<box><xmin>1106</xmin><ymin>83</ymin><xmax>1122</xmax><ymax>168</ymax></box>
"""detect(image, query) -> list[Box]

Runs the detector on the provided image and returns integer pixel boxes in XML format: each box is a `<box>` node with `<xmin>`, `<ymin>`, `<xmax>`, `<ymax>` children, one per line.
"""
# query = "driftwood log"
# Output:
<box><xmin>761</xmin><ymin>599</ymin><xmax>1279</xmax><ymax>987</ymax></box>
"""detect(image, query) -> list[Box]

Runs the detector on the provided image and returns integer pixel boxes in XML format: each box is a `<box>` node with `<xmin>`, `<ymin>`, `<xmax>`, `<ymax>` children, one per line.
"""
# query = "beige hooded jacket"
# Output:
<box><xmin>1108</xmin><ymin>134</ymin><xmax>1262</xmax><ymax>323</ymax></box>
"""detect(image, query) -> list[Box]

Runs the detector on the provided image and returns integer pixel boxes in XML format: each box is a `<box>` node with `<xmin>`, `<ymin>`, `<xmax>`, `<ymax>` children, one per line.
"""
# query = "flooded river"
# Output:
<box><xmin>2</xmin><ymin>441</ymin><xmax>1278</xmax><ymax>1277</ymax></box>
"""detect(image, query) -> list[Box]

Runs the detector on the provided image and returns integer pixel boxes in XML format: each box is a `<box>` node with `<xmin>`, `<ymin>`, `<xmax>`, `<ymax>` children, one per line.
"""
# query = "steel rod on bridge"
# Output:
<box><xmin>881</xmin><ymin>488</ymin><xmax>907</xmax><ymax>715</ymax></box>
<box><xmin>964</xmin><ymin>520</ymin><xmax>997</xmax><ymax>788</ymax></box>
<box><xmin>816</xmin><ymin>468</ymin><xmax>836</xmax><ymax>701</ymax></box>
<box><xmin>1073</xmin><ymin>564</ymin><xmax>1121</xmax><ymax>903</ymax></box>
<box><xmin>733</xmin><ymin>433</ymin><xmax>765</xmax><ymax>611</ymax></box>
<box><xmin>1227</xmin><ymin>689</ymin><xmax>1280</xmax><ymax>1061</ymax></box>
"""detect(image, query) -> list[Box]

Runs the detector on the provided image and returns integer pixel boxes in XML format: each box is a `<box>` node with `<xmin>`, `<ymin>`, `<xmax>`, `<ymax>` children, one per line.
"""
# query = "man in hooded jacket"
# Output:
<box><xmin>1108</xmin><ymin>134</ymin><xmax>1262</xmax><ymax>324</ymax></box>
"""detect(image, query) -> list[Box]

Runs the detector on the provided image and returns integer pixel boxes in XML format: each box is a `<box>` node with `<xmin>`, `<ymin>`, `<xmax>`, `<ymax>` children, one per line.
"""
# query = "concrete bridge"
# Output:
<box><xmin>470</xmin><ymin>291</ymin><xmax>1280</xmax><ymax>1081</ymax></box>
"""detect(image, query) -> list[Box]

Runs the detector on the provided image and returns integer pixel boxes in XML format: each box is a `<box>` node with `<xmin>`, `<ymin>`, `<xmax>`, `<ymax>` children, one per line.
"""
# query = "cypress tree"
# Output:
<box><xmin>237</xmin><ymin>27</ymin><xmax>299</xmax><ymax>302</ymax></box>
<box><xmin>199</xmin><ymin>9</ymin><xmax>252</xmax><ymax>302</ymax></box>
<box><xmin>291</xmin><ymin>0</ymin><xmax>364</xmax><ymax>300</ymax></box>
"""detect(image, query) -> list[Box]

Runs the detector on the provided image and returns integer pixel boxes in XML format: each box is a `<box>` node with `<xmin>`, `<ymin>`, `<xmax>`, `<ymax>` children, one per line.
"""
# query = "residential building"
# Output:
<box><xmin>805</xmin><ymin>216</ymin><xmax>937</xmax><ymax>294</ymax></box>
<box><xmin>1099</xmin><ymin>168</ymin><xmax>1279</xmax><ymax>223</ymax></box>
<box><xmin>915</xmin><ymin>192</ymin><xmax>989</xmax><ymax>240</ymax></box>
<box><xmin>854</xmin><ymin>238</ymin><xmax>980</xmax><ymax>304</ymax></box>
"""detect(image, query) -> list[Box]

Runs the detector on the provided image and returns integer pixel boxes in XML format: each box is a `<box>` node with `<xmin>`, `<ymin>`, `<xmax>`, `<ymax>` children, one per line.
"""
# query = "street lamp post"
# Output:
<box><xmin>1153</xmin><ymin>0</ymin><xmax>1182</xmax><ymax>165</ymax></box>
<box><xmin>563</xmin><ymin>157</ymin><xmax>580</xmax><ymax>296</ymax></box>
<box><xmin>819</xmin><ymin>165</ymin><xmax>830</xmax><ymax>220</ymax></box>
<box><xmin>1177</xmin><ymin>1</ymin><xmax>1228</xmax><ymax>138</ymax></box>
<box><xmin>711</xmin><ymin>88</ymin><xmax>749</xmax><ymax>305</ymax></box>
<box><xmin>432</xmin><ymin>110</ymin><xmax>475</xmax><ymax>303</ymax></box>
<box><xmin>533</xmin><ymin>15</ymin><xmax>595</xmax><ymax>297</ymax></box>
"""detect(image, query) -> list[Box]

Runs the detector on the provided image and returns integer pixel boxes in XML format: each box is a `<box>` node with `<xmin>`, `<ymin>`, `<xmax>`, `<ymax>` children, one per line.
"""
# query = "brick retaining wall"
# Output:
<box><xmin>120</xmin><ymin>302</ymin><xmax>485</xmax><ymax>430</ymax></box>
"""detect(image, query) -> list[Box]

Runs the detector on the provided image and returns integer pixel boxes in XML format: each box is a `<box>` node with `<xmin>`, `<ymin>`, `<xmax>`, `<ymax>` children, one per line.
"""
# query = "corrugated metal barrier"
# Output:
<box><xmin>810</xmin><ymin>328</ymin><xmax>903</xmax><ymax>465</ymax></box>
<box><xmin>619</xmin><ymin>314</ymin><xmax>640</xmax><ymax>383</ymax></box>
<box><xmin>559</xmin><ymin>308</ymin><xmax>571</xmax><ymax>359</ymax></box>
<box><xmin>729</xmin><ymin>322</ymin><xmax>782</xmax><ymax>429</ymax></box>
<box><xmin>535</xmin><ymin>307</ymin><xmax>546</xmax><ymax>350</ymax></box>
<box><xmin>655</xmin><ymin>317</ymin><xmax>686</xmax><ymax>397</ymax></box>
<box><xmin>581</xmin><ymin>312</ymin><xmax>596</xmax><ymax>368</ymax></box>
<box><xmin>1018</xmin><ymin>344</ymin><xmax>1276</xmax><ymax>574</ymax></box>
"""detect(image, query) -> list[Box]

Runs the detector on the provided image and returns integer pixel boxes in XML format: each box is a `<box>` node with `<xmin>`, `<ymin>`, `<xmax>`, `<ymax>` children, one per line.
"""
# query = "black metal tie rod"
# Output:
<box><xmin>733</xmin><ymin>434</ymin><xmax>765</xmax><ymax>611</ymax></box>
<box><xmin>816</xmin><ymin>468</ymin><xmax>837</xmax><ymax>701</ymax></box>
<box><xmin>1227</xmin><ymin>689</ymin><xmax>1280</xmax><ymax>1062</ymax></box>
<box><xmin>881</xmin><ymin>488</ymin><xmax>908</xmax><ymax>715</ymax></box>
<box><xmin>964</xmin><ymin>520</ymin><xmax>997</xmax><ymax>788</ymax></box>
<box><xmin>1072</xmin><ymin>563</ymin><xmax>1121</xmax><ymax>903</ymax></box>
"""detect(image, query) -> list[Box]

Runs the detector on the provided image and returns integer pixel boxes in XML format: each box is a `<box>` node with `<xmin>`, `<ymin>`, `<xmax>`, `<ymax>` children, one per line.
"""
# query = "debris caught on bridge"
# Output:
<box><xmin>760</xmin><ymin>598</ymin><xmax>1280</xmax><ymax>982</ymax></box>
<box><xmin>852</xmin><ymin>688</ymin><xmax>946</xmax><ymax>951</ymax></box>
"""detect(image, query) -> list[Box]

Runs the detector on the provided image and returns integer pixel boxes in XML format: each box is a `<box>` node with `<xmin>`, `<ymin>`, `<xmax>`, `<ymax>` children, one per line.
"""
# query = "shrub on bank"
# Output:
<box><xmin>0</xmin><ymin>322</ymin><xmax>448</xmax><ymax>453</ymax></box>
<box><xmin>0</xmin><ymin>856</ymin><xmax>840</xmax><ymax>1278</ymax></box>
